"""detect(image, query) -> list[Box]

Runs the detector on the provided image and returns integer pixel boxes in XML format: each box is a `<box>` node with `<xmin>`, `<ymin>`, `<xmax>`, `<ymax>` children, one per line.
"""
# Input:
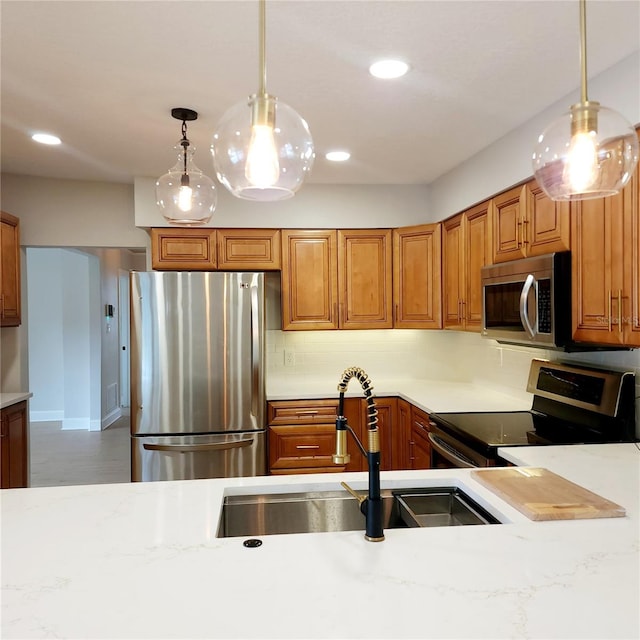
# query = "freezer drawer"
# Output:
<box><xmin>131</xmin><ymin>432</ymin><xmax>266</xmax><ymax>482</ymax></box>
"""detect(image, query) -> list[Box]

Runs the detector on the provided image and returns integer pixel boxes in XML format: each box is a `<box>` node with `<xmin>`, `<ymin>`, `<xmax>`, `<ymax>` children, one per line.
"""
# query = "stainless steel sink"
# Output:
<box><xmin>217</xmin><ymin>486</ymin><xmax>499</xmax><ymax>538</ymax></box>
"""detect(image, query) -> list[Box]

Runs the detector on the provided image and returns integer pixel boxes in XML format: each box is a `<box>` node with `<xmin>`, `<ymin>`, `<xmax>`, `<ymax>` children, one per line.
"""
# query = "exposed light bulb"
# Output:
<box><xmin>178</xmin><ymin>184</ymin><xmax>193</xmax><ymax>212</ymax></box>
<box><xmin>565</xmin><ymin>130</ymin><xmax>598</xmax><ymax>192</ymax></box>
<box><xmin>245</xmin><ymin>124</ymin><xmax>280</xmax><ymax>187</ymax></box>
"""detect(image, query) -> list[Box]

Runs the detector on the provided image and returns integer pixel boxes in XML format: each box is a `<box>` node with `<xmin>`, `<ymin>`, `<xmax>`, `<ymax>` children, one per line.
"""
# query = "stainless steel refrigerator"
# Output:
<box><xmin>130</xmin><ymin>271</ymin><xmax>266</xmax><ymax>482</ymax></box>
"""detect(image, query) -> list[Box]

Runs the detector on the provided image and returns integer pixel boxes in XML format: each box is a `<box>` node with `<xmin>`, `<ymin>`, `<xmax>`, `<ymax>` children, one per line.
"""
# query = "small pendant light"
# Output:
<box><xmin>532</xmin><ymin>0</ymin><xmax>638</xmax><ymax>201</ymax></box>
<box><xmin>156</xmin><ymin>108</ymin><xmax>217</xmax><ymax>225</ymax></box>
<box><xmin>211</xmin><ymin>0</ymin><xmax>314</xmax><ymax>201</ymax></box>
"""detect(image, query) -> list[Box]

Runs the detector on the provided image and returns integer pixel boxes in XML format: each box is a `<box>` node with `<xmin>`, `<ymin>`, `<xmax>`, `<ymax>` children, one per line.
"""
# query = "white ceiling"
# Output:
<box><xmin>1</xmin><ymin>1</ymin><xmax>639</xmax><ymax>186</ymax></box>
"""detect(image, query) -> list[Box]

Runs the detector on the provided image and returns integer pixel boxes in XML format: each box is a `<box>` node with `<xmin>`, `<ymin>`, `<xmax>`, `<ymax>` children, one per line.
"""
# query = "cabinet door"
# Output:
<box><xmin>0</xmin><ymin>401</ymin><xmax>28</xmax><ymax>489</ymax></box>
<box><xmin>524</xmin><ymin>180</ymin><xmax>570</xmax><ymax>257</ymax></box>
<box><xmin>266</xmin><ymin>398</ymin><xmax>361</xmax><ymax>474</ymax></box>
<box><xmin>396</xmin><ymin>398</ymin><xmax>412</xmax><ymax>470</ymax></box>
<box><xmin>281</xmin><ymin>230</ymin><xmax>338</xmax><ymax>330</ymax></box>
<box><xmin>392</xmin><ymin>224</ymin><xmax>442</xmax><ymax>328</ymax></box>
<box><xmin>338</xmin><ymin>229</ymin><xmax>393</xmax><ymax>329</ymax></box>
<box><xmin>0</xmin><ymin>211</ymin><xmax>21</xmax><ymax>327</ymax></box>
<box><xmin>492</xmin><ymin>185</ymin><xmax>527</xmax><ymax>263</ymax></box>
<box><xmin>362</xmin><ymin>397</ymin><xmax>397</xmax><ymax>471</ymax></box>
<box><xmin>217</xmin><ymin>229</ymin><xmax>281</xmax><ymax>270</ymax></box>
<box><xmin>464</xmin><ymin>201</ymin><xmax>493</xmax><ymax>331</ymax></box>
<box><xmin>442</xmin><ymin>215</ymin><xmax>465</xmax><ymax>329</ymax></box>
<box><xmin>409</xmin><ymin>405</ymin><xmax>431</xmax><ymax>470</ymax></box>
<box><xmin>628</xmin><ymin>158</ymin><xmax>640</xmax><ymax>345</ymax></box>
<box><xmin>571</xmin><ymin>193</ymin><xmax>626</xmax><ymax>345</ymax></box>
<box><xmin>150</xmin><ymin>228</ymin><xmax>217</xmax><ymax>270</ymax></box>
<box><xmin>268</xmin><ymin>424</ymin><xmax>344</xmax><ymax>472</ymax></box>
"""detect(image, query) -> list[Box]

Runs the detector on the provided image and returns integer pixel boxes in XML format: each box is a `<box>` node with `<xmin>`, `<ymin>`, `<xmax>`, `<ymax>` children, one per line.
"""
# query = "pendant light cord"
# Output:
<box><xmin>579</xmin><ymin>0</ymin><xmax>588</xmax><ymax>104</ymax></box>
<box><xmin>181</xmin><ymin>119</ymin><xmax>189</xmax><ymax>176</ymax></box>
<box><xmin>259</xmin><ymin>0</ymin><xmax>267</xmax><ymax>97</ymax></box>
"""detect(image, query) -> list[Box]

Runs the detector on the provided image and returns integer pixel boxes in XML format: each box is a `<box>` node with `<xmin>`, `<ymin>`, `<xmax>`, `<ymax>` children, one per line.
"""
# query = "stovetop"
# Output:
<box><xmin>429</xmin><ymin>410</ymin><xmax>633</xmax><ymax>453</ymax></box>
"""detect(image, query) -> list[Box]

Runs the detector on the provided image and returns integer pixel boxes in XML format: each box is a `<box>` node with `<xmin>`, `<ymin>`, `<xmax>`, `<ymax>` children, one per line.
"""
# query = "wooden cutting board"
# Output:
<box><xmin>471</xmin><ymin>467</ymin><xmax>626</xmax><ymax>521</ymax></box>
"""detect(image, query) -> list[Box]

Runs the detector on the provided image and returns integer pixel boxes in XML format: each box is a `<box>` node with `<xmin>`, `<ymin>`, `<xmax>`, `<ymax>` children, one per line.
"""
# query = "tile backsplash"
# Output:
<box><xmin>266</xmin><ymin>329</ymin><xmax>640</xmax><ymax>433</ymax></box>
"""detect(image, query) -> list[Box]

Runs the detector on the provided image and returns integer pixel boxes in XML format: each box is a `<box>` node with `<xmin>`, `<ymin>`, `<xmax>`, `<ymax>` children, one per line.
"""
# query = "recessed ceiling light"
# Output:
<box><xmin>369</xmin><ymin>59</ymin><xmax>410</xmax><ymax>79</ymax></box>
<box><xmin>31</xmin><ymin>133</ymin><xmax>61</xmax><ymax>145</ymax></box>
<box><xmin>325</xmin><ymin>150</ymin><xmax>351</xmax><ymax>162</ymax></box>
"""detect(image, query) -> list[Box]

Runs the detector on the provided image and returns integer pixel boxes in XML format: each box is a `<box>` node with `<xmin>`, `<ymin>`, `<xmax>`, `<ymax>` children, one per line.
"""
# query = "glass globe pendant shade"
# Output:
<box><xmin>211</xmin><ymin>94</ymin><xmax>314</xmax><ymax>201</ymax></box>
<box><xmin>156</xmin><ymin>142</ymin><xmax>217</xmax><ymax>225</ymax></box>
<box><xmin>532</xmin><ymin>101</ymin><xmax>639</xmax><ymax>202</ymax></box>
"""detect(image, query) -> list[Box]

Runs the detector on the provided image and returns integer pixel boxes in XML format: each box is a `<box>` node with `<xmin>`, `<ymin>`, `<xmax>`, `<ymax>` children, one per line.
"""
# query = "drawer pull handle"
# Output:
<box><xmin>296</xmin><ymin>445</ymin><xmax>320</xmax><ymax>450</ymax></box>
<box><xmin>295</xmin><ymin>410</ymin><xmax>320</xmax><ymax>415</ymax></box>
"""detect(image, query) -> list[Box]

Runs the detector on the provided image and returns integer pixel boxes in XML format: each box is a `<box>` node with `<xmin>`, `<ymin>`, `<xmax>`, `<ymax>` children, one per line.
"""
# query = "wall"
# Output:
<box><xmin>134</xmin><ymin>179</ymin><xmax>435</xmax><ymax>229</ymax></box>
<box><xmin>429</xmin><ymin>52</ymin><xmax>640</xmax><ymax>219</ymax></box>
<box><xmin>26</xmin><ymin>248</ymin><xmax>97</xmax><ymax>429</ymax></box>
<box><xmin>0</xmin><ymin>174</ymin><xmax>148</xmax><ymax>248</ymax></box>
<box><xmin>266</xmin><ymin>329</ymin><xmax>640</xmax><ymax>436</ymax></box>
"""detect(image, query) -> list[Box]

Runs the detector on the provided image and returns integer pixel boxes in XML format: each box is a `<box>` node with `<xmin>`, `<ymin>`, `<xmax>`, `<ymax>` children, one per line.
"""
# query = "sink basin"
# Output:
<box><xmin>217</xmin><ymin>486</ymin><xmax>499</xmax><ymax>538</ymax></box>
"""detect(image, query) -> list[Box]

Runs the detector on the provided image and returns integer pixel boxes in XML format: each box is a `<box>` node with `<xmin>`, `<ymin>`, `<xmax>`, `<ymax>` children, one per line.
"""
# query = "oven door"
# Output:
<box><xmin>428</xmin><ymin>426</ymin><xmax>494</xmax><ymax>468</ymax></box>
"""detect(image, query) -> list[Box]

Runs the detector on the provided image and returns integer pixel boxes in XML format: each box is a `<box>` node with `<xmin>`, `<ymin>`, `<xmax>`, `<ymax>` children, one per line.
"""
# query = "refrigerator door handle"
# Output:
<box><xmin>142</xmin><ymin>438</ymin><xmax>254</xmax><ymax>453</ymax></box>
<box><xmin>250</xmin><ymin>281</ymin><xmax>260</xmax><ymax>418</ymax></box>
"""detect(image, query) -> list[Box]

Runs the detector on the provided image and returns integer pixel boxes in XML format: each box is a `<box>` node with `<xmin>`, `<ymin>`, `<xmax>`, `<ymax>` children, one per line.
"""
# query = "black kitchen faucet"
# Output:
<box><xmin>333</xmin><ymin>366</ymin><xmax>384</xmax><ymax>542</ymax></box>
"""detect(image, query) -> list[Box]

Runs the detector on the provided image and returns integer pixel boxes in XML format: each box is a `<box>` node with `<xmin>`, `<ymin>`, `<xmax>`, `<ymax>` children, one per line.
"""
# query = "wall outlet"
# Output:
<box><xmin>284</xmin><ymin>350</ymin><xmax>296</xmax><ymax>367</ymax></box>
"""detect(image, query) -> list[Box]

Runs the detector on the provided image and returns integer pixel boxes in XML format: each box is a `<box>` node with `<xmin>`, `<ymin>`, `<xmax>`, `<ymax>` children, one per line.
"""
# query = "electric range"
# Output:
<box><xmin>428</xmin><ymin>359</ymin><xmax>637</xmax><ymax>467</ymax></box>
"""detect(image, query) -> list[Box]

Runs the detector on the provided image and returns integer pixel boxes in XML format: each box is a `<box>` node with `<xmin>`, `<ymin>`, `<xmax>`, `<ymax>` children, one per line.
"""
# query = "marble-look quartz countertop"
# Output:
<box><xmin>267</xmin><ymin>377</ymin><xmax>532</xmax><ymax>413</ymax></box>
<box><xmin>3</xmin><ymin>444</ymin><xmax>638</xmax><ymax>639</ymax></box>
<box><xmin>0</xmin><ymin>392</ymin><xmax>32</xmax><ymax>410</ymax></box>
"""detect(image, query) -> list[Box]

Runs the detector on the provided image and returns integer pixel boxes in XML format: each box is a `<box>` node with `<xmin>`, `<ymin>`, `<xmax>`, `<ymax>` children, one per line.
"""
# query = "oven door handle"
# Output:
<box><xmin>428</xmin><ymin>433</ymin><xmax>478</xmax><ymax>468</ymax></box>
<box><xmin>519</xmin><ymin>273</ymin><xmax>537</xmax><ymax>339</ymax></box>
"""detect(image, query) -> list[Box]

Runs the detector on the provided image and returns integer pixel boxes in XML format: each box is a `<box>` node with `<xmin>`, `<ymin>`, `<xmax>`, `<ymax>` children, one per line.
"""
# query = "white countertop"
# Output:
<box><xmin>0</xmin><ymin>392</ymin><xmax>32</xmax><ymax>410</ymax></box>
<box><xmin>267</xmin><ymin>377</ymin><xmax>532</xmax><ymax>413</ymax></box>
<box><xmin>2</xmin><ymin>444</ymin><xmax>639</xmax><ymax>639</ymax></box>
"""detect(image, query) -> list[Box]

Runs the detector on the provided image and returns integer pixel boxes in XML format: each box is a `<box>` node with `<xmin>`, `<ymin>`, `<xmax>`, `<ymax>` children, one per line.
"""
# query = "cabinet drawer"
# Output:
<box><xmin>151</xmin><ymin>228</ymin><xmax>217</xmax><ymax>270</ymax></box>
<box><xmin>267</xmin><ymin>400</ymin><xmax>339</xmax><ymax>426</ymax></box>
<box><xmin>268</xmin><ymin>424</ymin><xmax>343</xmax><ymax>470</ymax></box>
<box><xmin>217</xmin><ymin>229</ymin><xmax>281</xmax><ymax>270</ymax></box>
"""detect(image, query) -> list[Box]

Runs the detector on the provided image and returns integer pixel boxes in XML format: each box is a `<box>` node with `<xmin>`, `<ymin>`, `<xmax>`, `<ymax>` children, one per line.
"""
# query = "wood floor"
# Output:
<box><xmin>29</xmin><ymin>416</ymin><xmax>131</xmax><ymax>487</ymax></box>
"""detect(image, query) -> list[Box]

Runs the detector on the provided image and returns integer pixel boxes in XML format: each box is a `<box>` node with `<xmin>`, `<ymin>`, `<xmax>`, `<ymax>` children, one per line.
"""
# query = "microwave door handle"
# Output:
<box><xmin>520</xmin><ymin>274</ymin><xmax>537</xmax><ymax>339</ymax></box>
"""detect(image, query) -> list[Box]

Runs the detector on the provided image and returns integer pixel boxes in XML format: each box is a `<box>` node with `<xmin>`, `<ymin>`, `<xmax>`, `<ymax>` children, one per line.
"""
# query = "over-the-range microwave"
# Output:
<box><xmin>481</xmin><ymin>252</ymin><xmax>571</xmax><ymax>349</ymax></box>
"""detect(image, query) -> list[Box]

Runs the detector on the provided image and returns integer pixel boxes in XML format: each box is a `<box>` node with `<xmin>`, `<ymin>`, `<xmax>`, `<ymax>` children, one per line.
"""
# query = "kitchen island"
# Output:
<box><xmin>2</xmin><ymin>443</ymin><xmax>638</xmax><ymax>639</ymax></box>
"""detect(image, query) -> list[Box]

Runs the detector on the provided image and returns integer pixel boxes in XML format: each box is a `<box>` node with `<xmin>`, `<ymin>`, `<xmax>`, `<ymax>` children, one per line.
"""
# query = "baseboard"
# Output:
<box><xmin>62</xmin><ymin>417</ymin><xmax>91</xmax><ymax>431</ymax></box>
<box><xmin>30</xmin><ymin>410</ymin><xmax>65</xmax><ymax>423</ymax></box>
<box><xmin>101</xmin><ymin>407</ymin><xmax>123</xmax><ymax>431</ymax></box>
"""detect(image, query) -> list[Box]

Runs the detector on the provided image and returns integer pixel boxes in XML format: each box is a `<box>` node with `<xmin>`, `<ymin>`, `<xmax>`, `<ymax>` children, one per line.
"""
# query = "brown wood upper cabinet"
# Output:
<box><xmin>492</xmin><ymin>181</ymin><xmax>570</xmax><ymax>264</ymax></box>
<box><xmin>281</xmin><ymin>229</ymin><xmax>339</xmax><ymax>330</ymax></box>
<box><xmin>571</xmin><ymin>139</ymin><xmax>640</xmax><ymax>347</ymax></box>
<box><xmin>443</xmin><ymin>201</ymin><xmax>492</xmax><ymax>331</ymax></box>
<box><xmin>151</xmin><ymin>227</ymin><xmax>217</xmax><ymax>270</ymax></box>
<box><xmin>151</xmin><ymin>228</ymin><xmax>281</xmax><ymax>271</ymax></box>
<box><xmin>217</xmin><ymin>229</ymin><xmax>281</xmax><ymax>270</ymax></box>
<box><xmin>338</xmin><ymin>229</ymin><xmax>393</xmax><ymax>329</ymax></box>
<box><xmin>392</xmin><ymin>223</ymin><xmax>442</xmax><ymax>328</ymax></box>
<box><xmin>281</xmin><ymin>229</ymin><xmax>393</xmax><ymax>330</ymax></box>
<box><xmin>0</xmin><ymin>211</ymin><xmax>21</xmax><ymax>327</ymax></box>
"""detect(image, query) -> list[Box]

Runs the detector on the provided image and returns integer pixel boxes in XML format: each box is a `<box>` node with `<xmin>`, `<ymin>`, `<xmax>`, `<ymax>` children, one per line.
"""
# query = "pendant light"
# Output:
<box><xmin>532</xmin><ymin>0</ymin><xmax>638</xmax><ymax>201</ymax></box>
<box><xmin>156</xmin><ymin>108</ymin><xmax>217</xmax><ymax>225</ymax></box>
<box><xmin>211</xmin><ymin>0</ymin><xmax>314</xmax><ymax>201</ymax></box>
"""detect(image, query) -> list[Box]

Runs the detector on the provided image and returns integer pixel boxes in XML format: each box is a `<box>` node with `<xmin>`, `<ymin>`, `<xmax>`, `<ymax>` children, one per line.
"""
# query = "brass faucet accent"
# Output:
<box><xmin>332</xmin><ymin>366</ymin><xmax>384</xmax><ymax>542</ymax></box>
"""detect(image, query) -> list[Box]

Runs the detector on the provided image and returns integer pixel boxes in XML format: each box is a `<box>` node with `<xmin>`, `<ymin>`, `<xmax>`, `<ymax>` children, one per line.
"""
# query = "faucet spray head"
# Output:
<box><xmin>333</xmin><ymin>416</ymin><xmax>351</xmax><ymax>465</ymax></box>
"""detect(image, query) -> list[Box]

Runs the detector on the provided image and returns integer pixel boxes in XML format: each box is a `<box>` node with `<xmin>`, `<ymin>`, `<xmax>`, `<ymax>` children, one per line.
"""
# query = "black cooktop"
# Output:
<box><xmin>429</xmin><ymin>410</ymin><xmax>631</xmax><ymax>452</ymax></box>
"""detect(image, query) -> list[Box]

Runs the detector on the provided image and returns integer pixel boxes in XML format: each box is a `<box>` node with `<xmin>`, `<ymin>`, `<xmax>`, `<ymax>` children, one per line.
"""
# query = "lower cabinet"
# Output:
<box><xmin>408</xmin><ymin>405</ymin><xmax>432</xmax><ymax>470</ymax></box>
<box><xmin>1</xmin><ymin>400</ymin><xmax>29</xmax><ymax>488</ymax></box>
<box><xmin>268</xmin><ymin>396</ymin><xmax>430</xmax><ymax>474</ymax></box>
<box><xmin>363</xmin><ymin>397</ymin><xmax>399</xmax><ymax>471</ymax></box>
<box><xmin>267</xmin><ymin>399</ymin><xmax>362</xmax><ymax>474</ymax></box>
